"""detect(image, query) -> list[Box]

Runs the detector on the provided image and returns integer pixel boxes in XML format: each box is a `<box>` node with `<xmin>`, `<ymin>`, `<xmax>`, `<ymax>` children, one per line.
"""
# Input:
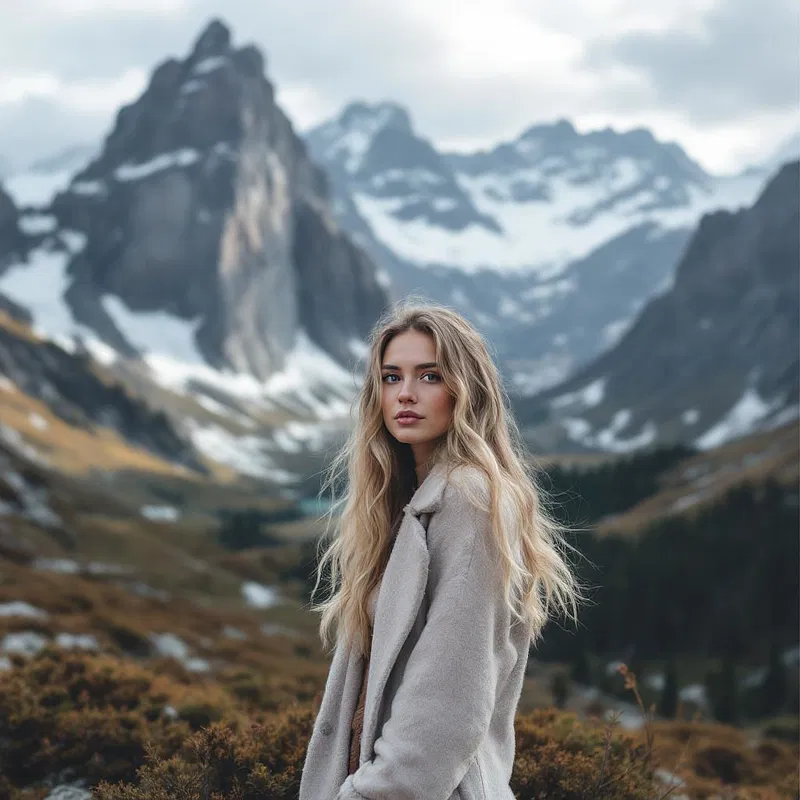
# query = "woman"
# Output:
<box><xmin>299</xmin><ymin>300</ymin><xmax>583</xmax><ymax>800</ymax></box>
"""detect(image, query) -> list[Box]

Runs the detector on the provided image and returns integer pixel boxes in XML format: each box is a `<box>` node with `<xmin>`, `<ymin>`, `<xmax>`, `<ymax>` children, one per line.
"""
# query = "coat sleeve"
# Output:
<box><xmin>335</xmin><ymin>480</ymin><xmax>513</xmax><ymax>800</ymax></box>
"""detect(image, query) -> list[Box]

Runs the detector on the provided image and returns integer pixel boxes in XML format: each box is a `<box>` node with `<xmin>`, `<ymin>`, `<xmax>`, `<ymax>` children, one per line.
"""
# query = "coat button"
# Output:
<box><xmin>320</xmin><ymin>721</ymin><xmax>333</xmax><ymax>736</ymax></box>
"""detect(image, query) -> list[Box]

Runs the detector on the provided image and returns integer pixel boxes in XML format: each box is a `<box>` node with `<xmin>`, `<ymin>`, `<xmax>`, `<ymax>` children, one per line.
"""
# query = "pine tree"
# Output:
<box><xmin>551</xmin><ymin>669</ymin><xmax>570</xmax><ymax>709</ymax></box>
<box><xmin>570</xmin><ymin>648</ymin><xmax>592</xmax><ymax>686</ymax></box>
<box><xmin>659</xmin><ymin>659</ymin><xmax>679</xmax><ymax>718</ymax></box>
<box><xmin>761</xmin><ymin>640</ymin><xmax>788</xmax><ymax>716</ymax></box>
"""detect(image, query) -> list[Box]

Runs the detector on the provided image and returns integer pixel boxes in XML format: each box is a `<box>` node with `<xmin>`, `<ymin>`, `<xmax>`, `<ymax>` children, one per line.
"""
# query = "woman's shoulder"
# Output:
<box><xmin>410</xmin><ymin>462</ymin><xmax>491</xmax><ymax>519</ymax></box>
<box><xmin>444</xmin><ymin>463</ymin><xmax>490</xmax><ymax>508</ymax></box>
<box><xmin>429</xmin><ymin>464</ymin><xmax>491</xmax><ymax>538</ymax></box>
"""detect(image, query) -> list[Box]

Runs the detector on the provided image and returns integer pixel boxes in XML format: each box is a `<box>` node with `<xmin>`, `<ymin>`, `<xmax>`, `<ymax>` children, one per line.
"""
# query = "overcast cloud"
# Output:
<box><xmin>0</xmin><ymin>0</ymin><xmax>797</xmax><ymax>173</ymax></box>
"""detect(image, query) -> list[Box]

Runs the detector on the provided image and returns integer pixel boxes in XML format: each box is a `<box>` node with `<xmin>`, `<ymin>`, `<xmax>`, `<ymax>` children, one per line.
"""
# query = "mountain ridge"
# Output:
<box><xmin>516</xmin><ymin>161</ymin><xmax>800</xmax><ymax>453</ymax></box>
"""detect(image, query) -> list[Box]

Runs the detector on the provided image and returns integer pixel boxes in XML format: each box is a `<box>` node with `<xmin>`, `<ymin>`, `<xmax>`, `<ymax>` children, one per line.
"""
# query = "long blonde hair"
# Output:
<box><xmin>309</xmin><ymin>298</ymin><xmax>584</xmax><ymax>656</ymax></box>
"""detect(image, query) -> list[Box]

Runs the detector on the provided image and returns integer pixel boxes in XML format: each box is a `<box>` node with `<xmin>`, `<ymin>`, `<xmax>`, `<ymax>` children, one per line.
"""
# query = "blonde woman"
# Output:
<box><xmin>299</xmin><ymin>300</ymin><xmax>583</xmax><ymax>800</ymax></box>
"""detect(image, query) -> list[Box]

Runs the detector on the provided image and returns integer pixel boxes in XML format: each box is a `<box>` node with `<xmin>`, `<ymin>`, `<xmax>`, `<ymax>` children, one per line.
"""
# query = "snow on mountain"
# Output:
<box><xmin>306</xmin><ymin>104</ymin><xmax>770</xmax><ymax>395</ymax></box>
<box><xmin>517</xmin><ymin>162</ymin><xmax>799</xmax><ymax>453</ymax></box>
<box><xmin>308</xmin><ymin>105</ymin><xmax>765</xmax><ymax>277</ymax></box>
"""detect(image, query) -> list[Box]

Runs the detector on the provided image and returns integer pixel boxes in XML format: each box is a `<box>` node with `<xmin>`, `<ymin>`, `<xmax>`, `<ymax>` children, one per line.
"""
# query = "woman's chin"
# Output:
<box><xmin>391</xmin><ymin>427</ymin><xmax>426</xmax><ymax>444</ymax></box>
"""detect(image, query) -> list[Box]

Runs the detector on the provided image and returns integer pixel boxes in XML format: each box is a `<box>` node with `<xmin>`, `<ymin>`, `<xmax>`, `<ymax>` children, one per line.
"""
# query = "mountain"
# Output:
<box><xmin>516</xmin><ymin>161</ymin><xmax>800</xmax><ymax>453</ymax></box>
<box><xmin>0</xmin><ymin>20</ymin><xmax>392</xmax><ymax>493</ymax></box>
<box><xmin>0</xmin><ymin>19</ymin><xmax>387</xmax><ymax>383</ymax></box>
<box><xmin>306</xmin><ymin>102</ymin><xmax>766</xmax><ymax>393</ymax></box>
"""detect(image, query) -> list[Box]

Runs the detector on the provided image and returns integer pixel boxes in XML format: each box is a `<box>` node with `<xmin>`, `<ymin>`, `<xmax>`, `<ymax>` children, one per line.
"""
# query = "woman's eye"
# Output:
<box><xmin>382</xmin><ymin>373</ymin><xmax>441</xmax><ymax>383</ymax></box>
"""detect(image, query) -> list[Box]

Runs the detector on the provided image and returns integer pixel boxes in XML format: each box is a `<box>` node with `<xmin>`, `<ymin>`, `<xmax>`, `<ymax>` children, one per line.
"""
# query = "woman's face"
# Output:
<box><xmin>380</xmin><ymin>329</ymin><xmax>454</xmax><ymax>466</ymax></box>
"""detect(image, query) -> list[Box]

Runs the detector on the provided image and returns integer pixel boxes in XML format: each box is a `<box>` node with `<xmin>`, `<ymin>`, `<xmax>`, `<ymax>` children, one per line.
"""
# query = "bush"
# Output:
<box><xmin>0</xmin><ymin>648</ymin><xmax>228</xmax><ymax>786</ymax></box>
<box><xmin>94</xmin><ymin>715</ymin><xmax>312</xmax><ymax>800</ymax></box>
<box><xmin>512</xmin><ymin>708</ymin><xmax>654</xmax><ymax>799</ymax></box>
<box><xmin>1</xmin><ymin>652</ymin><xmax>797</xmax><ymax>800</ymax></box>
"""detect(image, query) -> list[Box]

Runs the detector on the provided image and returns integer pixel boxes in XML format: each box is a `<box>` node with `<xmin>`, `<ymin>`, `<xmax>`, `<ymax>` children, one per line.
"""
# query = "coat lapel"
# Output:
<box><xmin>360</xmin><ymin>462</ymin><xmax>449</xmax><ymax>759</ymax></box>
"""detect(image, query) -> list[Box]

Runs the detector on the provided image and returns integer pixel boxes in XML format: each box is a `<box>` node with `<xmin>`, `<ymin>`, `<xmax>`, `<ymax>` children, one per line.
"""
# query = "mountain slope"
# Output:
<box><xmin>518</xmin><ymin>161</ymin><xmax>800</xmax><ymax>452</ymax></box>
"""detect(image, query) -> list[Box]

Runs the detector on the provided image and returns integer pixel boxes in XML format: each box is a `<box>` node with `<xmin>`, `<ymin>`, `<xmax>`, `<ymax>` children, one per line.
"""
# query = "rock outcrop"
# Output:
<box><xmin>50</xmin><ymin>19</ymin><xmax>387</xmax><ymax>378</ymax></box>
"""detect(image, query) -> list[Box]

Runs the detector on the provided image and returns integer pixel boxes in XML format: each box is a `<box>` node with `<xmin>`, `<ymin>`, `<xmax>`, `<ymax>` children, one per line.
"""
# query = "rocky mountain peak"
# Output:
<box><xmin>518</xmin><ymin>117</ymin><xmax>578</xmax><ymax>143</ymax></box>
<box><xmin>28</xmin><ymin>19</ymin><xmax>388</xmax><ymax>380</ymax></box>
<box><xmin>339</xmin><ymin>101</ymin><xmax>413</xmax><ymax>136</ymax></box>
<box><xmin>306</xmin><ymin>100</ymin><xmax>416</xmax><ymax>177</ymax></box>
<box><xmin>191</xmin><ymin>18</ymin><xmax>232</xmax><ymax>59</ymax></box>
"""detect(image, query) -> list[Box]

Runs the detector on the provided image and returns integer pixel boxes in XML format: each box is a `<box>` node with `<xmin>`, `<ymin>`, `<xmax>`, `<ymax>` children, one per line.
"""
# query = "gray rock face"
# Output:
<box><xmin>518</xmin><ymin>161</ymin><xmax>800</xmax><ymax>451</ymax></box>
<box><xmin>50</xmin><ymin>19</ymin><xmax>387</xmax><ymax>378</ymax></box>
<box><xmin>0</xmin><ymin>184</ymin><xmax>22</xmax><ymax>269</ymax></box>
<box><xmin>0</xmin><ymin>183</ymin><xmax>31</xmax><ymax>323</ymax></box>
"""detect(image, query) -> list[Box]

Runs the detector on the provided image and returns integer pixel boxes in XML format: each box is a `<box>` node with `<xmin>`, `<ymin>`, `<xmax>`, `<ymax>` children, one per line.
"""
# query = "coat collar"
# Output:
<box><xmin>404</xmin><ymin>460</ymin><xmax>449</xmax><ymax>516</ymax></box>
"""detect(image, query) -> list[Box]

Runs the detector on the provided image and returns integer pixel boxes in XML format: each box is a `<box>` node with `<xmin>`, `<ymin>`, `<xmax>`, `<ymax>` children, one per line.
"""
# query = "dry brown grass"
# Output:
<box><xmin>617</xmin><ymin>664</ymin><xmax>800</xmax><ymax>800</ymax></box>
<box><xmin>0</xmin><ymin>380</ymin><xmax>193</xmax><ymax>477</ymax></box>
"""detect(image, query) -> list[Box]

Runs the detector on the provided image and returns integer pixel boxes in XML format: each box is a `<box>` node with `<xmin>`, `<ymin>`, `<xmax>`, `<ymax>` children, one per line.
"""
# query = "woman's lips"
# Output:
<box><xmin>396</xmin><ymin>415</ymin><xmax>422</xmax><ymax>425</ymax></box>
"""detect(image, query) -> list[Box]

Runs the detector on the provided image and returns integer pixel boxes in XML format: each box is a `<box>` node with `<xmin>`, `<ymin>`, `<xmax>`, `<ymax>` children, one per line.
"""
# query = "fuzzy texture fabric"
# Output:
<box><xmin>299</xmin><ymin>462</ymin><xmax>532</xmax><ymax>800</ymax></box>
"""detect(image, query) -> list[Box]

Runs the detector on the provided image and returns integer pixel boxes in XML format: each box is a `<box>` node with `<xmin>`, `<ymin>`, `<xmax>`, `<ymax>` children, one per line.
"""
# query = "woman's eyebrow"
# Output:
<box><xmin>381</xmin><ymin>362</ymin><xmax>438</xmax><ymax>370</ymax></box>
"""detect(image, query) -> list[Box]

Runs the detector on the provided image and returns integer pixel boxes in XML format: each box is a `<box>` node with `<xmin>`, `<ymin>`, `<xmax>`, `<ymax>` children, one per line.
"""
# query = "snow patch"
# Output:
<box><xmin>102</xmin><ymin>294</ymin><xmax>204</xmax><ymax>364</ymax></box>
<box><xmin>681</xmin><ymin>408</ymin><xmax>700</xmax><ymax>425</ymax></box>
<box><xmin>69</xmin><ymin>179</ymin><xmax>105</xmax><ymax>196</ymax></box>
<box><xmin>55</xmin><ymin>633</ymin><xmax>99</xmax><ymax>651</ymax></box>
<box><xmin>33</xmin><ymin>557</ymin><xmax>80</xmax><ymax>574</ymax></box>
<box><xmin>1</xmin><ymin>631</ymin><xmax>48</xmax><ymax>656</ymax></box>
<box><xmin>141</xmin><ymin>505</ymin><xmax>180</xmax><ymax>522</ymax></box>
<box><xmin>114</xmin><ymin>148</ymin><xmax>200</xmax><ymax>182</ymax></box>
<box><xmin>242</xmin><ymin>582</ymin><xmax>281</xmax><ymax>609</ymax></box>
<box><xmin>148</xmin><ymin>632</ymin><xmax>190</xmax><ymax>660</ymax></box>
<box><xmin>187</xmin><ymin>422</ymin><xmax>297</xmax><ymax>483</ymax></box>
<box><xmin>0</xmin><ymin>601</ymin><xmax>48</xmax><ymax>619</ymax></box>
<box><xmin>44</xmin><ymin>785</ymin><xmax>93</xmax><ymax>800</ymax></box>
<box><xmin>551</xmin><ymin>377</ymin><xmax>606</xmax><ymax>410</ymax></box>
<box><xmin>29</xmin><ymin>412</ymin><xmax>48</xmax><ymax>430</ymax></box>
<box><xmin>695</xmin><ymin>386</ymin><xmax>781</xmax><ymax>449</ymax></box>
<box><xmin>18</xmin><ymin>213</ymin><xmax>57</xmax><ymax>235</ymax></box>
<box><xmin>678</xmin><ymin>683</ymin><xmax>709</xmax><ymax>708</ymax></box>
<box><xmin>562</xmin><ymin>409</ymin><xmax>657</xmax><ymax>453</ymax></box>
<box><xmin>192</xmin><ymin>56</ymin><xmax>228</xmax><ymax>75</ymax></box>
<box><xmin>0</xmin><ymin>247</ymin><xmax>75</xmax><ymax>338</ymax></box>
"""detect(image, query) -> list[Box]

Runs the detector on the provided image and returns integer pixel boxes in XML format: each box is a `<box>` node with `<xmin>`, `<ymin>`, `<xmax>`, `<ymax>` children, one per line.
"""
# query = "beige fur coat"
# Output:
<box><xmin>299</xmin><ymin>462</ymin><xmax>532</xmax><ymax>800</ymax></box>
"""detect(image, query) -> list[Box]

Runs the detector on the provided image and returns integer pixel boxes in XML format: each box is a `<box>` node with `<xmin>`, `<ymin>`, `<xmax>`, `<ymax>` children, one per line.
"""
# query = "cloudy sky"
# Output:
<box><xmin>0</xmin><ymin>0</ymin><xmax>797</xmax><ymax>174</ymax></box>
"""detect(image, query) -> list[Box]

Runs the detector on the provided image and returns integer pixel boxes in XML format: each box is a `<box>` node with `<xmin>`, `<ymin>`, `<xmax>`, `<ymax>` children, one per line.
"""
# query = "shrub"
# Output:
<box><xmin>0</xmin><ymin>648</ymin><xmax>226</xmax><ymax>786</ymax></box>
<box><xmin>512</xmin><ymin>708</ymin><xmax>654</xmax><ymax>799</ymax></box>
<box><xmin>94</xmin><ymin>714</ymin><xmax>312</xmax><ymax>800</ymax></box>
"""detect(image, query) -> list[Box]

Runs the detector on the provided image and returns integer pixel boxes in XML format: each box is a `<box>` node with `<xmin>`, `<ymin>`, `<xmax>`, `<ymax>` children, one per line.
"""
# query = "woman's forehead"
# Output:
<box><xmin>382</xmin><ymin>330</ymin><xmax>436</xmax><ymax>364</ymax></box>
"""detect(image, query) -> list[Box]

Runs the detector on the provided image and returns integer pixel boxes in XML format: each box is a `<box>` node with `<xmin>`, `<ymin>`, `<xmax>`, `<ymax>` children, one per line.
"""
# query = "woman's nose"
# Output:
<box><xmin>398</xmin><ymin>381</ymin><xmax>415</xmax><ymax>400</ymax></box>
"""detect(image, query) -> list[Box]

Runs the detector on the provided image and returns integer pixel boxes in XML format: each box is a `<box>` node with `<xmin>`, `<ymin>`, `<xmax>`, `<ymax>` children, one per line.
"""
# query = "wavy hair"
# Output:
<box><xmin>309</xmin><ymin>298</ymin><xmax>585</xmax><ymax>657</ymax></box>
